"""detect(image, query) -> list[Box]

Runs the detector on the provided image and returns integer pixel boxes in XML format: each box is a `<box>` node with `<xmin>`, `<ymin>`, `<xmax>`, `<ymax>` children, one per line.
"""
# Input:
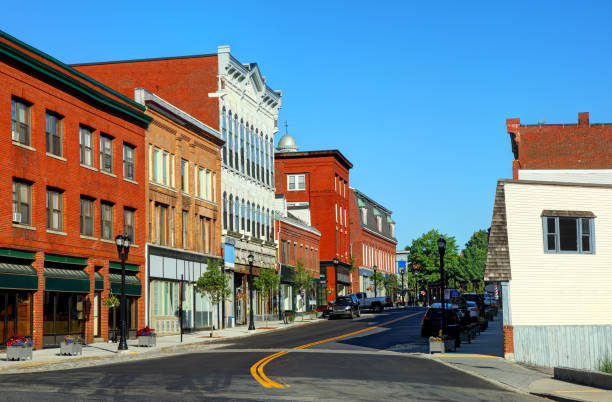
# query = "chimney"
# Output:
<box><xmin>578</xmin><ymin>112</ymin><xmax>589</xmax><ymax>126</ymax></box>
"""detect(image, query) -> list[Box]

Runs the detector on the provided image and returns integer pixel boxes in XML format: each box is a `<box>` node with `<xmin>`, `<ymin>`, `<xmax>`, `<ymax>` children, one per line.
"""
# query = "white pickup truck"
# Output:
<box><xmin>350</xmin><ymin>292</ymin><xmax>392</xmax><ymax>313</ymax></box>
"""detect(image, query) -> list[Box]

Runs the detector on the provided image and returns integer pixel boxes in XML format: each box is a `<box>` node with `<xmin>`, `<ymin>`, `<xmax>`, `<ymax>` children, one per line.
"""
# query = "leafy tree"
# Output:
<box><xmin>254</xmin><ymin>266</ymin><xmax>280</xmax><ymax>328</ymax></box>
<box><xmin>372</xmin><ymin>271</ymin><xmax>386</xmax><ymax>295</ymax></box>
<box><xmin>195</xmin><ymin>259</ymin><xmax>231</xmax><ymax>336</ymax></box>
<box><xmin>385</xmin><ymin>274</ymin><xmax>399</xmax><ymax>301</ymax></box>
<box><xmin>458</xmin><ymin>229</ymin><xmax>489</xmax><ymax>281</ymax></box>
<box><xmin>292</xmin><ymin>260</ymin><xmax>314</xmax><ymax>320</ymax></box>
<box><xmin>405</xmin><ymin>229</ymin><xmax>459</xmax><ymax>286</ymax></box>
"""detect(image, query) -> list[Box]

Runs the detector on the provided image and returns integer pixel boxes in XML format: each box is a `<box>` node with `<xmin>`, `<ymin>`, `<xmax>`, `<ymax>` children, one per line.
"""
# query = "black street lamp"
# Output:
<box><xmin>399</xmin><ymin>268</ymin><xmax>405</xmax><ymax>306</ymax></box>
<box><xmin>248</xmin><ymin>253</ymin><xmax>255</xmax><ymax>331</ymax></box>
<box><xmin>437</xmin><ymin>236</ymin><xmax>447</xmax><ymax>338</ymax></box>
<box><xmin>373</xmin><ymin>265</ymin><xmax>378</xmax><ymax>298</ymax></box>
<box><xmin>114</xmin><ymin>233</ymin><xmax>131</xmax><ymax>351</ymax></box>
<box><xmin>332</xmin><ymin>256</ymin><xmax>339</xmax><ymax>296</ymax></box>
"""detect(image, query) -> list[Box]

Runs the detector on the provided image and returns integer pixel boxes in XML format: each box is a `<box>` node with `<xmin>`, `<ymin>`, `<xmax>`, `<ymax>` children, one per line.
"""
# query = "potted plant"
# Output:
<box><xmin>6</xmin><ymin>334</ymin><xmax>33</xmax><ymax>361</ymax></box>
<box><xmin>103</xmin><ymin>295</ymin><xmax>120</xmax><ymax>308</ymax></box>
<box><xmin>60</xmin><ymin>334</ymin><xmax>83</xmax><ymax>356</ymax></box>
<box><xmin>137</xmin><ymin>326</ymin><xmax>156</xmax><ymax>347</ymax></box>
<box><xmin>428</xmin><ymin>335</ymin><xmax>456</xmax><ymax>354</ymax></box>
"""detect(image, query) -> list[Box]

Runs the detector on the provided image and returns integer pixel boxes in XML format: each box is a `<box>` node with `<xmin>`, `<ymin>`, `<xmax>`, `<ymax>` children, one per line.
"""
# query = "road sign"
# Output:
<box><xmin>451</xmin><ymin>289</ymin><xmax>459</xmax><ymax>298</ymax></box>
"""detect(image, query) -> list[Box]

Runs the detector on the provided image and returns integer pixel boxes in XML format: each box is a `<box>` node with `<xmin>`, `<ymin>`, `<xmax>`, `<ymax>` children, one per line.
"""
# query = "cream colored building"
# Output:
<box><xmin>486</xmin><ymin>179</ymin><xmax>612</xmax><ymax>370</ymax></box>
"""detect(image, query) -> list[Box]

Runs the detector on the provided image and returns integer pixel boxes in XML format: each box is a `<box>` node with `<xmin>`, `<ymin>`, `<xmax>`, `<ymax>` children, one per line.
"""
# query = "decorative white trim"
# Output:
<box><xmin>80</xmin><ymin>234</ymin><xmax>98</xmax><ymax>241</ymax></box>
<box><xmin>12</xmin><ymin>141</ymin><xmax>36</xmax><ymax>152</ymax></box>
<box><xmin>46</xmin><ymin>229</ymin><xmax>67</xmax><ymax>236</ymax></box>
<box><xmin>13</xmin><ymin>224</ymin><xmax>36</xmax><ymax>231</ymax></box>
<box><xmin>80</xmin><ymin>163</ymin><xmax>97</xmax><ymax>172</ymax></box>
<box><xmin>124</xmin><ymin>178</ymin><xmax>138</xmax><ymax>185</ymax></box>
<box><xmin>100</xmin><ymin>170</ymin><xmax>117</xmax><ymax>178</ymax></box>
<box><xmin>46</xmin><ymin>153</ymin><xmax>66</xmax><ymax>161</ymax></box>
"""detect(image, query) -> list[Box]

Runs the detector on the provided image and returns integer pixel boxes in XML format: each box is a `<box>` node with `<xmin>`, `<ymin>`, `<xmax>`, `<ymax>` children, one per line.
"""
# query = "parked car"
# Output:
<box><xmin>329</xmin><ymin>295</ymin><xmax>360</xmax><ymax>320</ymax></box>
<box><xmin>421</xmin><ymin>303</ymin><xmax>461</xmax><ymax>342</ymax></box>
<box><xmin>350</xmin><ymin>292</ymin><xmax>392</xmax><ymax>313</ymax></box>
<box><xmin>465</xmin><ymin>301</ymin><xmax>479</xmax><ymax>321</ymax></box>
<box><xmin>462</xmin><ymin>292</ymin><xmax>485</xmax><ymax>316</ymax></box>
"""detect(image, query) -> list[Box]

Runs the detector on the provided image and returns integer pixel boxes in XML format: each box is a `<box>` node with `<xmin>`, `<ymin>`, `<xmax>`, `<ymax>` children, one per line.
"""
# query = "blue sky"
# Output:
<box><xmin>4</xmin><ymin>0</ymin><xmax>612</xmax><ymax>249</ymax></box>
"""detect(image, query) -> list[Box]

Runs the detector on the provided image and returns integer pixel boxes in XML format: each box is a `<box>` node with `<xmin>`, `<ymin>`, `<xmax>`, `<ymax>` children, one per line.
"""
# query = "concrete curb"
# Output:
<box><xmin>530</xmin><ymin>393</ymin><xmax>583</xmax><ymax>402</ymax></box>
<box><xmin>554</xmin><ymin>366</ymin><xmax>612</xmax><ymax>391</ymax></box>
<box><xmin>0</xmin><ymin>318</ymin><xmax>327</xmax><ymax>374</ymax></box>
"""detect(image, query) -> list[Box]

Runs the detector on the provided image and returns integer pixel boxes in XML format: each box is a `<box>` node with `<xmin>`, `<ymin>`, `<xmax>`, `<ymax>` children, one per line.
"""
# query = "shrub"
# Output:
<box><xmin>598</xmin><ymin>355</ymin><xmax>612</xmax><ymax>374</ymax></box>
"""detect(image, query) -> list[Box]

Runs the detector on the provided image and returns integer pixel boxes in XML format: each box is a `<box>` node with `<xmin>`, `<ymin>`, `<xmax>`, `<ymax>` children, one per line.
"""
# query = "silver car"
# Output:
<box><xmin>329</xmin><ymin>295</ymin><xmax>361</xmax><ymax>320</ymax></box>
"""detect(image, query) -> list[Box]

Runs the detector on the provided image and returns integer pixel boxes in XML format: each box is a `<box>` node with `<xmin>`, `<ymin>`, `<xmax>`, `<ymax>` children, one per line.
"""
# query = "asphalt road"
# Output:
<box><xmin>0</xmin><ymin>308</ymin><xmax>539</xmax><ymax>401</ymax></box>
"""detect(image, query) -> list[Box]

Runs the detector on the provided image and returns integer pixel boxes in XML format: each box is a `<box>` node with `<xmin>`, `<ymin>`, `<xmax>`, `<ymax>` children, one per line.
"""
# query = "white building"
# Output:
<box><xmin>485</xmin><ymin>179</ymin><xmax>612</xmax><ymax>370</ymax></box>
<box><xmin>214</xmin><ymin>46</ymin><xmax>282</xmax><ymax>326</ymax></box>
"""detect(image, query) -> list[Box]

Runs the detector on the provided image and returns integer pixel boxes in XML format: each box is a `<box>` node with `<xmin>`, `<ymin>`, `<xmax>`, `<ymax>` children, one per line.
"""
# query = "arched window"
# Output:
<box><xmin>222</xmin><ymin>192</ymin><xmax>227</xmax><ymax>230</ymax></box>
<box><xmin>266</xmin><ymin>208</ymin><xmax>270</xmax><ymax>241</ymax></box>
<box><xmin>228</xmin><ymin>195</ymin><xmax>234</xmax><ymax>231</ymax></box>
<box><xmin>269</xmin><ymin>137</ymin><xmax>274</xmax><ymax>185</ymax></box>
<box><xmin>260</xmin><ymin>133</ymin><xmax>265</xmax><ymax>182</ymax></box>
<box><xmin>265</xmin><ymin>135</ymin><xmax>269</xmax><ymax>186</ymax></box>
<box><xmin>255</xmin><ymin>129</ymin><xmax>259</xmax><ymax>181</ymax></box>
<box><xmin>234</xmin><ymin>115</ymin><xmax>239</xmax><ymax>169</ymax></box>
<box><xmin>245</xmin><ymin>122</ymin><xmax>250</xmax><ymax>176</ymax></box>
<box><xmin>227</xmin><ymin>111</ymin><xmax>233</xmax><ymax>168</ymax></box>
<box><xmin>221</xmin><ymin>107</ymin><xmax>227</xmax><ymax>165</ymax></box>
<box><xmin>256</xmin><ymin>205</ymin><xmax>261</xmax><ymax>238</ymax></box>
<box><xmin>241</xmin><ymin>199</ymin><xmax>245</xmax><ymax>231</ymax></box>
<box><xmin>234</xmin><ymin>196</ymin><xmax>239</xmax><ymax>232</ymax></box>
<box><xmin>240</xmin><ymin>119</ymin><xmax>245</xmax><ymax>174</ymax></box>
<box><xmin>251</xmin><ymin>205</ymin><xmax>256</xmax><ymax>237</ymax></box>
<box><xmin>246</xmin><ymin>201</ymin><xmax>251</xmax><ymax>232</ymax></box>
<box><xmin>250</xmin><ymin>125</ymin><xmax>255</xmax><ymax>179</ymax></box>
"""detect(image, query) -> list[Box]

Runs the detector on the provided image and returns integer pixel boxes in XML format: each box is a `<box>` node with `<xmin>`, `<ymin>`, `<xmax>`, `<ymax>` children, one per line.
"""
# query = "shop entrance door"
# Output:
<box><xmin>0</xmin><ymin>292</ymin><xmax>32</xmax><ymax>347</ymax></box>
<box><xmin>234</xmin><ymin>274</ymin><xmax>246</xmax><ymax>325</ymax></box>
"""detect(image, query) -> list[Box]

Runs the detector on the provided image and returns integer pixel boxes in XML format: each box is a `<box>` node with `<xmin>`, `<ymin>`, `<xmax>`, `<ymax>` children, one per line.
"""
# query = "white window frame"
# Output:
<box><xmin>287</xmin><ymin>174</ymin><xmax>305</xmax><ymax>191</ymax></box>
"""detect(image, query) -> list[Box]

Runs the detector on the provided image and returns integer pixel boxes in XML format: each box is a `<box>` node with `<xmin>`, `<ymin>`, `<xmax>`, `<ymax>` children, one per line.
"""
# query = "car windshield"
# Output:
<box><xmin>467</xmin><ymin>301</ymin><xmax>477</xmax><ymax>307</ymax></box>
<box><xmin>335</xmin><ymin>298</ymin><xmax>352</xmax><ymax>306</ymax></box>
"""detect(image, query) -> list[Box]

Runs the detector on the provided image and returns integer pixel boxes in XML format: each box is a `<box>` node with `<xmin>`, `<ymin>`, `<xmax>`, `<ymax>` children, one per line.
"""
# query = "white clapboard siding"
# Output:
<box><xmin>504</xmin><ymin>182</ymin><xmax>612</xmax><ymax>326</ymax></box>
<box><xmin>519</xmin><ymin>169</ymin><xmax>612</xmax><ymax>185</ymax></box>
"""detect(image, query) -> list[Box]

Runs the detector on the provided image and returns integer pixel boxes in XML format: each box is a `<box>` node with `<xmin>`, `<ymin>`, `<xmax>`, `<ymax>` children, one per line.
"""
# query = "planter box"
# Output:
<box><xmin>138</xmin><ymin>335</ymin><xmax>156</xmax><ymax>347</ymax></box>
<box><xmin>460</xmin><ymin>331</ymin><xmax>471</xmax><ymax>344</ymax></box>
<box><xmin>429</xmin><ymin>338</ymin><xmax>456</xmax><ymax>354</ymax></box>
<box><xmin>60</xmin><ymin>342</ymin><xmax>83</xmax><ymax>356</ymax></box>
<box><xmin>6</xmin><ymin>345</ymin><xmax>32</xmax><ymax>361</ymax></box>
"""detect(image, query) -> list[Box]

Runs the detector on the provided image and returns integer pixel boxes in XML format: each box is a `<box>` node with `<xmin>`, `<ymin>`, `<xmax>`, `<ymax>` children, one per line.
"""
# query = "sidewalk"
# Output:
<box><xmin>428</xmin><ymin>313</ymin><xmax>612</xmax><ymax>401</ymax></box>
<box><xmin>0</xmin><ymin>315</ymin><xmax>324</xmax><ymax>374</ymax></box>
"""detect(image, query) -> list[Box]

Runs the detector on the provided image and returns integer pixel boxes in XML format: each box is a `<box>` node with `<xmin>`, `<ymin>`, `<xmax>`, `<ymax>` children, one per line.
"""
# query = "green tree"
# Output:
<box><xmin>405</xmin><ymin>229</ymin><xmax>460</xmax><ymax>286</ymax></box>
<box><xmin>292</xmin><ymin>260</ymin><xmax>314</xmax><ymax>320</ymax></box>
<box><xmin>458</xmin><ymin>229</ymin><xmax>489</xmax><ymax>281</ymax></box>
<box><xmin>372</xmin><ymin>271</ymin><xmax>386</xmax><ymax>295</ymax></box>
<box><xmin>385</xmin><ymin>273</ymin><xmax>399</xmax><ymax>301</ymax></box>
<box><xmin>194</xmin><ymin>259</ymin><xmax>231</xmax><ymax>336</ymax></box>
<box><xmin>254</xmin><ymin>266</ymin><xmax>280</xmax><ymax>328</ymax></box>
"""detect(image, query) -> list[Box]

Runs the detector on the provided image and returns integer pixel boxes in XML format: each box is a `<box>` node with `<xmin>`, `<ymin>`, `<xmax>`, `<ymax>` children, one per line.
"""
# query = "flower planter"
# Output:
<box><xmin>460</xmin><ymin>331</ymin><xmax>471</xmax><ymax>344</ymax></box>
<box><xmin>138</xmin><ymin>334</ymin><xmax>156</xmax><ymax>347</ymax></box>
<box><xmin>60</xmin><ymin>341</ymin><xmax>83</xmax><ymax>356</ymax></box>
<box><xmin>7</xmin><ymin>345</ymin><xmax>32</xmax><ymax>361</ymax></box>
<box><xmin>429</xmin><ymin>338</ymin><xmax>456</xmax><ymax>354</ymax></box>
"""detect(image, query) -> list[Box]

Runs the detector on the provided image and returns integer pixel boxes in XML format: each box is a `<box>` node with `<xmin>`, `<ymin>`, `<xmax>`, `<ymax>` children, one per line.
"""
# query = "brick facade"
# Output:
<box><xmin>507</xmin><ymin>112</ymin><xmax>612</xmax><ymax>178</ymax></box>
<box><xmin>0</xmin><ymin>31</ymin><xmax>149</xmax><ymax>349</ymax></box>
<box><xmin>503</xmin><ymin>324</ymin><xmax>514</xmax><ymax>359</ymax></box>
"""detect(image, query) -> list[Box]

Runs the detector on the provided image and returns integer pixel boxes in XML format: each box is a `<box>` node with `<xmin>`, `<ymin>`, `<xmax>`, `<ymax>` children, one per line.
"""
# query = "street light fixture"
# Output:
<box><xmin>332</xmin><ymin>257</ymin><xmax>339</xmax><ymax>297</ymax></box>
<box><xmin>373</xmin><ymin>265</ymin><xmax>378</xmax><ymax>298</ymax></box>
<box><xmin>437</xmin><ymin>236</ymin><xmax>447</xmax><ymax>338</ymax></box>
<box><xmin>399</xmin><ymin>268</ymin><xmax>405</xmax><ymax>306</ymax></box>
<box><xmin>248</xmin><ymin>253</ymin><xmax>255</xmax><ymax>331</ymax></box>
<box><xmin>114</xmin><ymin>233</ymin><xmax>131</xmax><ymax>351</ymax></box>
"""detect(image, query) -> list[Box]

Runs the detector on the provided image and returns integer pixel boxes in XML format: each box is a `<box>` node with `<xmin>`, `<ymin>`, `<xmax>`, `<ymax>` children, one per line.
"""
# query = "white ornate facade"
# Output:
<box><xmin>213</xmin><ymin>46</ymin><xmax>281</xmax><ymax>272</ymax></box>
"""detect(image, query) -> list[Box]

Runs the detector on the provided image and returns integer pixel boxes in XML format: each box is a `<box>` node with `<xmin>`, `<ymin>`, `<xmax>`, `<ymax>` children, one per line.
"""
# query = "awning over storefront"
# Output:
<box><xmin>109</xmin><ymin>273</ymin><xmax>141</xmax><ymax>296</ymax></box>
<box><xmin>0</xmin><ymin>263</ymin><xmax>38</xmax><ymax>290</ymax></box>
<box><xmin>359</xmin><ymin>268</ymin><xmax>373</xmax><ymax>277</ymax></box>
<box><xmin>109</xmin><ymin>262</ymin><xmax>140</xmax><ymax>272</ymax></box>
<box><xmin>44</xmin><ymin>267</ymin><xmax>90</xmax><ymax>293</ymax></box>
<box><xmin>94</xmin><ymin>272</ymin><xmax>104</xmax><ymax>291</ymax></box>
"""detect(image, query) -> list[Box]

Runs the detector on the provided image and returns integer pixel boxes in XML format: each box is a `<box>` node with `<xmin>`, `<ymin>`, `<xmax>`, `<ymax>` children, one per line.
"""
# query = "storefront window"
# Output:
<box><xmin>0</xmin><ymin>292</ymin><xmax>30</xmax><ymax>345</ymax></box>
<box><xmin>43</xmin><ymin>291</ymin><xmax>85</xmax><ymax>347</ymax></box>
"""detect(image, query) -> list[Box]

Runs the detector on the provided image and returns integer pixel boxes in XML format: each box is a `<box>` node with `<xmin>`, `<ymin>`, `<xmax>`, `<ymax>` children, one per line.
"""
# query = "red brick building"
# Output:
<box><xmin>507</xmin><ymin>112</ymin><xmax>612</xmax><ymax>179</ymax></box>
<box><xmin>274</xmin><ymin>196</ymin><xmax>321</xmax><ymax>313</ymax></box>
<box><xmin>274</xmin><ymin>133</ymin><xmax>352</xmax><ymax>305</ymax></box>
<box><xmin>348</xmin><ymin>188</ymin><xmax>397</xmax><ymax>297</ymax></box>
<box><xmin>0</xmin><ymin>30</ymin><xmax>151</xmax><ymax>348</ymax></box>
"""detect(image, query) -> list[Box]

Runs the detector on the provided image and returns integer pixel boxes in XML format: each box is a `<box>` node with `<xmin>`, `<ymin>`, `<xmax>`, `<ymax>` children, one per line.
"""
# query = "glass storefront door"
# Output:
<box><xmin>43</xmin><ymin>292</ymin><xmax>85</xmax><ymax>347</ymax></box>
<box><xmin>108</xmin><ymin>296</ymin><xmax>138</xmax><ymax>341</ymax></box>
<box><xmin>0</xmin><ymin>292</ymin><xmax>32</xmax><ymax>346</ymax></box>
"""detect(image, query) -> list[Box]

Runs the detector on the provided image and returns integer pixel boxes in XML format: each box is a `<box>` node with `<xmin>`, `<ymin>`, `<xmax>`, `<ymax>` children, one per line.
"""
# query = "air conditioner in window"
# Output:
<box><xmin>12</xmin><ymin>212</ymin><xmax>22</xmax><ymax>223</ymax></box>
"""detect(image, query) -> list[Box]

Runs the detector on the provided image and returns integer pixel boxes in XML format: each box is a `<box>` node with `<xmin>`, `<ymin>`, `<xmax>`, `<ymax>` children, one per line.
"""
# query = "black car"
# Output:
<box><xmin>329</xmin><ymin>295</ymin><xmax>360</xmax><ymax>319</ymax></box>
<box><xmin>421</xmin><ymin>304</ymin><xmax>461</xmax><ymax>342</ymax></box>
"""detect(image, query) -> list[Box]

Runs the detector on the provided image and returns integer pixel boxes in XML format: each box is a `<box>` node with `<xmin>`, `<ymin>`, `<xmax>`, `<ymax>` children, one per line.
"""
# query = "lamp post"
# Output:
<box><xmin>399</xmin><ymin>268</ymin><xmax>405</xmax><ymax>306</ymax></box>
<box><xmin>373</xmin><ymin>265</ymin><xmax>378</xmax><ymax>298</ymax></box>
<box><xmin>437</xmin><ymin>236</ymin><xmax>447</xmax><ymax>338</ymax></box>
<box><xmin>332</xmin><ymin>257</ymin><xmax>339</xmax><ymax>297</ymax></box>
<box><xmin>248</xmin><ymin>253</ymin><xmax>255</xmax><ymax>331</ymax></box>
<box><xmin>114</xmin><ymin>233</ymin><xmax>131</xmax><ymax>351</ymax></box>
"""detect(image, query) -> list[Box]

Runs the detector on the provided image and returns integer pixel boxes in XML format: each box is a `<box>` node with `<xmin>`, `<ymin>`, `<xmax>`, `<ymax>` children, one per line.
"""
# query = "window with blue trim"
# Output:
<box><xmin>543</xmin><ymin>215</ymin><xmax>593</xmax><ymax>253</ymax></box>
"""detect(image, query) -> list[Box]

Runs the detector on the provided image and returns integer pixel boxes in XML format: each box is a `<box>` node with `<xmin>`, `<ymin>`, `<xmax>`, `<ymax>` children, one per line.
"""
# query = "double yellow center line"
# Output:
<box><xmin>250</xmin><ymin>311</ymin><xmax>422</xmax><ymax>388</ymax></box>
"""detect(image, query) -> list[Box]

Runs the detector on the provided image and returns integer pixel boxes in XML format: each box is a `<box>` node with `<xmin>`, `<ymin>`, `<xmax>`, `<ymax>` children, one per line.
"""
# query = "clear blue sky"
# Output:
<box><xmin>5</xmin><ymin>0</ymin><xmax>612</xmax><ymax>249</ymax></box>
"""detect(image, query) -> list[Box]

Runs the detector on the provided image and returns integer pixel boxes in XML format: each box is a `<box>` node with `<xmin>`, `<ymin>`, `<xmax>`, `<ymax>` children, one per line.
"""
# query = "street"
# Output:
<box><xmin>0</xmin><ymin>308</ymin><xmax>539</xmax><ymax>401</ymax></box>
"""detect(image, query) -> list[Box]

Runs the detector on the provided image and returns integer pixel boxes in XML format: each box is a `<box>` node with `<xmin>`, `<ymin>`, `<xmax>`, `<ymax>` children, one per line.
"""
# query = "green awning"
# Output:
<box><xmin>109</xmin><ymin>273</ymin><xmax>141</xmax><ymax>296</ymax></box>
<box><xmin>44</xmin><ymin>267</ymin><xmax>90</xmax><ymax>293</ymax></box>
<box><xmin>356</xmin><ymin>198</ymin><xmax>366</xmax><ymax>208</ymax></box>
<box><xmin>45</xmin><ymin>253</ymin><xmax>87</xmax><ymax>266</ymax></box>
<box><xmin>94</xmin><ymin>272</ymin><xmax>104</xmax><ymax>291</ymax></box>
<box><xmin>109</xmin><ymin>262</ymin><xmax>140</xmax><ymax>272</ymax></box>
<box><xmin>372</xmin><ymin>208</ymin><xmax>382</xmax><ymax>216</ymax></box>
<box><xmin>0</xmin><ymin>263</ymin><xmax>38</xmax><ymax>290</ymax></box>
<box><xmin>387</xmin><ymin>216</ymin><xmax>395</xmax><ymax>223</ymax></box>
<box><xmin>0</xmin><ymin>248</ymin><xmax>36</xmax><ymax>260</ymax></box>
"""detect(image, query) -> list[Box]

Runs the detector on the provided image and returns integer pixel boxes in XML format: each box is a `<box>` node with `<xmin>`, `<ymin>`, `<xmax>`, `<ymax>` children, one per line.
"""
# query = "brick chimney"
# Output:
<box><xmin>578</xmin><ymin>112</ymin><xmax>589</xmax><ymax>126</ymax></box>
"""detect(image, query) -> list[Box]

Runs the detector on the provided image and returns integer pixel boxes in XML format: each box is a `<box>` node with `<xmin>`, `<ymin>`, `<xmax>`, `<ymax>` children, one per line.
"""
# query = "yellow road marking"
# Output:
<box><xmin>432</xmin><ymin>354</ymin><xmax>501</xmax><ymax>358</ymax></box>
<box><xmin>250</xmin><ymin>311</ymin><xmax>422</xmax><ymax>388</ymax></box>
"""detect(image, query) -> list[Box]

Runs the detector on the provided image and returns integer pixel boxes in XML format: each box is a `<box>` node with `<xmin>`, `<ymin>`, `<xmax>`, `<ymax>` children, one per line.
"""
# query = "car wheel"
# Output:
<box><xmin>328</xmin><ymin>314</ymin><xmax>334</xmax><ymax>320</ymax></box>
<box><xmin>350</xmin><ymin>310</ymin><xmax>355</xmax><ymax>319</ymax></box>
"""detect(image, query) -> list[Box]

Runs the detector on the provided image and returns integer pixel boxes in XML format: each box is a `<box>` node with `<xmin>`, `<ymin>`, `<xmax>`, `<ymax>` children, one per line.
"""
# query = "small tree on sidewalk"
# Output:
<box><xmin>254</xmin><ymin>266</ymin><xmax>280</xmax><ymax>328</ymax></box>
<box><xmin>292</xmin><ymin>260</ymin><xmax>314</xmax><ymax>320</ymax></box>
<box><xmin>372</xmin><ymin>271</ymin><xmax>386</xmax><ymax>296</ymax></box>
<box><xmin>195</xmin><ymin>259</ymin><xmax>231</xmax><ymax>337</ymax></box>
